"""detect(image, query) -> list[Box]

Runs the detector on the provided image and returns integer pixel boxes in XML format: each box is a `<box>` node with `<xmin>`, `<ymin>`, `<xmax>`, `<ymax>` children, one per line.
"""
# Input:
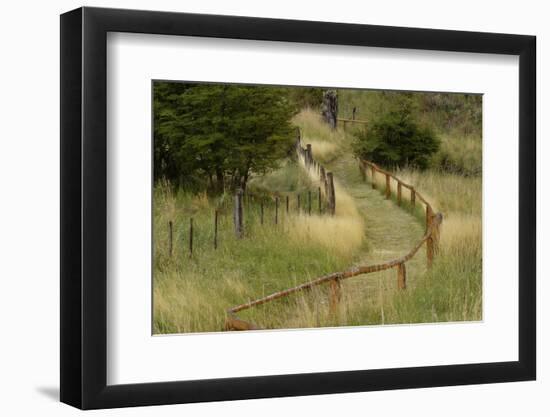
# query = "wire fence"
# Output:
<box><xmin>165</xmin><ymin>128</ymin><xmax>335</xmax><ymax>257</ymax></box>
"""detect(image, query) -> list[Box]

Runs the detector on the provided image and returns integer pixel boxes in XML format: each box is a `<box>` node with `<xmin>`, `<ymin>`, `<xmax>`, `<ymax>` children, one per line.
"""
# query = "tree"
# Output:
<box><xmin>153</xmin><ymin>82</ymin><xmax>298</xmax><ymax>192</ymax></box>
<box><xmin>352</xmin><ymin>96</ymin><xmax>440</xmax><ymax>169</ymax></box>
<box><xmin>153</xmin><ymin>82</ymin><xmax>193</xmax><ymax>185</ymax></box>
<box><xmin>287</xmin><ymin>87</ymin><xmax>323</xmax><ymax>109</ymax></box>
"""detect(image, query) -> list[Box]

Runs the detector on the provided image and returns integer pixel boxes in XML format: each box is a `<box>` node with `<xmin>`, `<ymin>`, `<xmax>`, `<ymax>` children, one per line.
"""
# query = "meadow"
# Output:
<box><xmin>153</xmin><ymin>160</ymin><xmax>368</xmax><ymax>333</ymax></box>
<box><xmin>153</xmin><ymin>85</ymin><xmax>482</xmax><ymax>333</ymax></box>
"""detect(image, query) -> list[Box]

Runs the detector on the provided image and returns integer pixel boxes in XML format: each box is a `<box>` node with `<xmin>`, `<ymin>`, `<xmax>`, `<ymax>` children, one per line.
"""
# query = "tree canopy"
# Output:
<box><xmin>154</xmin><ymin>82</ymin><xmax>298</xmax><ymax>192</ymax></box>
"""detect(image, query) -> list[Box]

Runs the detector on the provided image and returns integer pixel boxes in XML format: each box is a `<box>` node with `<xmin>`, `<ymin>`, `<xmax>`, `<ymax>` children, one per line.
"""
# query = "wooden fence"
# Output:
<box><xmin>295</xmin><ymin>131</ymin><xmax>336</xmax><ymax>215</ymax></box>
<box><xmin>225</xmin><ymin>159</ymin><xmax>443</xmax><ymax>331</ymax></box>
<box><xmin>337</xmin><ymin>117</ymin><xmax>368</xmax><ymax>132</ymax></box>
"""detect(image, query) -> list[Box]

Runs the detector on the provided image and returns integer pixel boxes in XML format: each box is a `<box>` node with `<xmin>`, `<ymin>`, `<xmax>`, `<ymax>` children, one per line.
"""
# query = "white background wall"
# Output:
<box><xmin>0</xmin><ymin>0</ymin><xmax>545</xmax><ymax>415</ymax></box>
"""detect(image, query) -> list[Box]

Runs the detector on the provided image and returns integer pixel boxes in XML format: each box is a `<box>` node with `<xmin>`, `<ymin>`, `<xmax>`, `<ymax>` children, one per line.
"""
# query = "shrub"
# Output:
<box><xmin>352</xmin><ymin>98</ymin><xmax>440</xmax><ymax>170</ymax></box>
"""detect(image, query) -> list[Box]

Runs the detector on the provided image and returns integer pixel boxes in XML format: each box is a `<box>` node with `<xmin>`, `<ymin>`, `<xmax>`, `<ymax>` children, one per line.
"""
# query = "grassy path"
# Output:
<box><xmin>307</xmin><ymin>140</ymin><xmax>428</xmax><ymax>317</ymax></box>
<box><xmin>329</xmin><ymin>151</ymin><xmax>425</xmax><ymax>267</ymax></box>
<box><xmin>234</xmin><ymin>146</ymin><xmax>430</xmax><ymax>329</ymax></box>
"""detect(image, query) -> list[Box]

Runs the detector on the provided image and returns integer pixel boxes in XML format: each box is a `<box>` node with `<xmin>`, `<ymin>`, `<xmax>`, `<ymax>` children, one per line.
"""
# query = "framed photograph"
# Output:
<box><xmin>60</xmin><ymin>6</ymin><xmax>536</xmax><ymax>409</ymax></box>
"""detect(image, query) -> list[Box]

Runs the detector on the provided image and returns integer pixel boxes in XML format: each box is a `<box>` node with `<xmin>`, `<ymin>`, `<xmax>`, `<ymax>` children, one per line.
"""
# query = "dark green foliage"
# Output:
<box><xmin>154</xmin><ymin>82</ymin><xmax>192</xmax><ymax>185</ymax></box>
<box><xmin>154</xmin><ymin>82</ymin><xmax>298</xmax><ymax>192</ymax></box>
<box><xmin>352</xmin><ymin>96</ymin><xmax>440</xmax><ymax>169</ymax></box>
<box><xmin>287</xmin><ymin>87</ymin><xmax>323</xmax><ymax>110</ymax></box>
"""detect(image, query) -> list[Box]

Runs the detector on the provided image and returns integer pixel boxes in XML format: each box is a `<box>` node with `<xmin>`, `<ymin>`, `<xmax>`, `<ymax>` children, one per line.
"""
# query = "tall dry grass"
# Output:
<box><xmin>293</xmin><ymin>139</ymin><xmax>365</xmax><ymax>256</ymax></box>
<box><xmin>153</xmin><ymin>159</ymin><xmax>368</xmax><ymax>334</ymax></box>
<box><xmin>432</xmin><ymin>134</ymin><xmax>482</xmax><ymax>176</ymax></box>
<box><xmin>286</xmin><ymin>214</ymin><xmax>364</xmax><ymax>258</ymax></box>
<box><xmin>293</xmin><ymin>109</ymin><xmax>348</xmax><ymax>164</ymax></box>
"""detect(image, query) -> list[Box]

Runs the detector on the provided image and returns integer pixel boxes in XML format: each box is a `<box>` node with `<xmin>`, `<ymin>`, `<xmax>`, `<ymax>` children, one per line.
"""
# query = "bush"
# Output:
<box><xmin>352</xmin><ymin>98</ymin><xmax>440</xmax><ymax>170</ymax></box>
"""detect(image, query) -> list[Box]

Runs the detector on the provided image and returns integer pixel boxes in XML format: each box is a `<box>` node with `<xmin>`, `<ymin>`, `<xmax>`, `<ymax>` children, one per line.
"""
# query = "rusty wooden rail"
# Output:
<box><xmin>337</xmin><ymin>117</ymin><xmax>368</xmax><ymax>125</ymax></box>
<box><xmin>225</xmin><ymin>159</ymin><xmax>443</xmax><ymax>331</ymax></box>
<box><xmin>338</xmin><ymin>117</ymin><xmax>368</xmax><ymax>132</ymax></box>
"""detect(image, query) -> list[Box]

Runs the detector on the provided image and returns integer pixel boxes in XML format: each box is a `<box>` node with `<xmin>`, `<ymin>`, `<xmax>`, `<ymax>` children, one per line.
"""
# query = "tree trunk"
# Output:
<box><xmin>321</xmin><ymin>90</ymin><xmax>338</xmax><ymax>129</ymax></box>
<box><xmin>215</xmin><ymin>168</ymin><xmax>224</xmax><ymax>194</ymax></box>
<box><xmin>240</xmin><ymin>170</ymin><xmax>250</xmax><ymax>193</ymax></box>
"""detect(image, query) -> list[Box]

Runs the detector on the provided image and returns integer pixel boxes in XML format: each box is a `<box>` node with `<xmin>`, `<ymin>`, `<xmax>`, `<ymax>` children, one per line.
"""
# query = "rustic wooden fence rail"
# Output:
<box><xmin>337</xmin><ymin>117</ymin><xmax>368</xmax><ymax>132</ymax></box>
<box><xmin>359</xmin><ymin>160</ymin><xmax>436</xmax><ymax>233</ymax></box>
<box><xmin>225</xmin><ymin>159</ymin><xmax>443</xmax><ymax>331</ymax></box>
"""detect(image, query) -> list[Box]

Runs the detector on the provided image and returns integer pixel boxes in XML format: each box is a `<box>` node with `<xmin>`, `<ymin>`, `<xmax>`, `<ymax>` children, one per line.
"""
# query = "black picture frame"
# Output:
<box><xmin>60</xmin><ymin>6</ymin><xmax>536</xmax><ymax>410</ymax></box>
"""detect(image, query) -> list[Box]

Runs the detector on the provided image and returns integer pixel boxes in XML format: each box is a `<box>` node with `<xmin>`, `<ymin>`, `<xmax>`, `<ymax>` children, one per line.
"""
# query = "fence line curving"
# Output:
<box><xmin>225</xmin><ymin>157</ymin><xmax>443</xmax><ymax>331</ymax></box>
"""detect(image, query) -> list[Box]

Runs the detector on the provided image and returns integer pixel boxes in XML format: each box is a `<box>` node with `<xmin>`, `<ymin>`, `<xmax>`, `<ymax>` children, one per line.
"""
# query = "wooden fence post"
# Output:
<box><xmin>189</xmin><ymin>217</ymin><xmax>193</xmax><ymax>257</ymax></box>
<box><xmin>397</xmin><ymin>183</ymin><xmax>402</xmax><ymax>206</ymax></box>
<box><xmin>275</xmin><ymin>197</ymin><xmax>279</xmax><ymax>224</ymax></box>
<box><xmin>306</xmin><ymin>144</ymin><xmax>312</xmax><ymax>168</ymax></box>
<box><xmin>214</xmin><ymin>210</ymin><xmax>218</xmax><ymax>249</ymax></box>
<box><xmin>308</xmin><ymin>190</ymin><xmax>312</xmax><ymax>215</ymax></box>
<box><xmin>427</xmin><ymin>235</ymin><xmax>434</xmax><ymax>269</ymax></box>
<box><xmin>327</xmin><ymin>172</ymin><xmax>336</xmax><ymax>215</ymax></box>
<box><xmin>168</xmin><ymin>220</ymin><xmax>173</xmax><ymax>257</ymax></box>
<box><xmin>397</xmin><ymin>262</ymin><xmax>406</xmax><ymax>289</ymax></box>
<box><xmin>234</xmin><ymin>188</ymin><xmax>243</xmax><ymax>239</ymax></box>
<box><xmin>360</xmin><ymin>162</ymin><xmax>366</xmax><ymax>182</ymax></box>
<box><xmin>426</xmin><ymin>210</ymin><xmax>441</xmax><ymax>269</ymax></box>
<box><xmin>329</xmin><ymin>278</ymin><xmax>342</xmax><ymax>315</ymax></box>
<box><xmin>318</xmin><ymin>186</ymin><xmax>322</xmax><ymax>214</ymax></box>
<box><xmin>425</xmin><ymin>204</ymin><xmax>433</xmax><ymax>233</ymax></box>
<box><xmin>411</xmin><ymin>188</ymin><xmax>416</xmax><ymax>207</ymax></box>
<box><xmin>371</xmin><ymin>166</ymin><xmax>376</xmax><ymax>189</ymax></box>
<box><xmin>432</xmin><ymin>213</ymin><xmax>442</xmax><ymax>254</ymax></box>
<box><xmin>286</xmin><ymin>195</ymin><xmax>289</xmax><ymax>214</ymax></box>
<box><xmin>385</xmin><ymin>174</ymin><xmax>391</xmax><ymax>199</ymax></box>
<box><xmin>320</xmin><ymin>166</ymin><xmax>326</xmax><ymax>184</ymax></box>
<box><xmin>297</xmin><ymin>194</ymin><xmax>301</xmax><ymax>212</ymax></box>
